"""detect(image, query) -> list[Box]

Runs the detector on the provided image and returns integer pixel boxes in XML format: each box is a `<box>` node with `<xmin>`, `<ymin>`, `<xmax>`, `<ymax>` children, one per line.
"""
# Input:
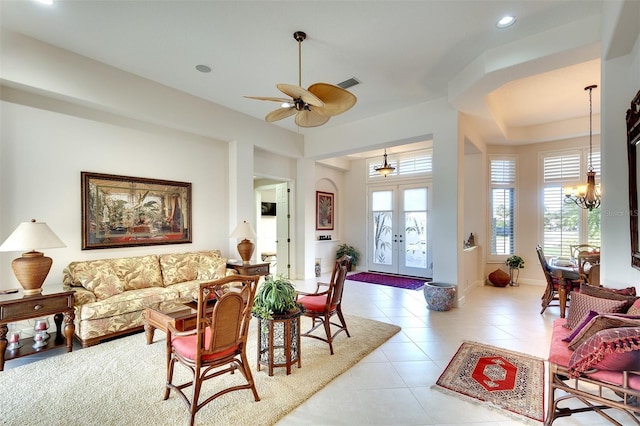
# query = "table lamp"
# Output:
<box><xmin>0</xmin><ymin>219</ymin><xmax>66</xmax><ymax>295</ymax></box>
<box><xmin>230</xmin><ymin>220</ymin><xmax>257</xmax><ymax>265</ymax></box>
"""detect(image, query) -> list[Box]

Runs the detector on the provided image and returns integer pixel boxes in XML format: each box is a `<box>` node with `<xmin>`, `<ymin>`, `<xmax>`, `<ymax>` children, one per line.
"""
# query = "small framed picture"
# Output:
<box><xmin>316</xmin><ymin>191</ymin><xmax>334</xmax><ymax>230</ymax></box>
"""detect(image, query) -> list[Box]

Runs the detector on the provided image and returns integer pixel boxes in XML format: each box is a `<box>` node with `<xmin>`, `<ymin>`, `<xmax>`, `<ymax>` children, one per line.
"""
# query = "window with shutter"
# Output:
<box><xmin>489</xmin><ymin>156</ymin><xmax>516</xmax><ymax>256</ymax></box>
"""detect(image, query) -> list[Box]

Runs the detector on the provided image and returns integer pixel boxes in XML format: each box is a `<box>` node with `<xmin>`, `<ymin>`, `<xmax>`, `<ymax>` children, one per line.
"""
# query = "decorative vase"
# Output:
<box><xmin>423</xmin><ymin>282</ymin><xmax>457</xmax><ymax>311</ymax></box>
<box><xmin>509</xmin><ymin>268</ymin><xmax>520</xmax><ymax>287</ymax></box>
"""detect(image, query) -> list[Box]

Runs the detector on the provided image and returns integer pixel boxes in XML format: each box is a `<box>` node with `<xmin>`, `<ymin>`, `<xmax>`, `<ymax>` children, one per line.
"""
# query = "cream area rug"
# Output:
<box><xmin>1</xmin><ymin>315</ymin><xmax>400</xmax><ymax>426</ymax></box>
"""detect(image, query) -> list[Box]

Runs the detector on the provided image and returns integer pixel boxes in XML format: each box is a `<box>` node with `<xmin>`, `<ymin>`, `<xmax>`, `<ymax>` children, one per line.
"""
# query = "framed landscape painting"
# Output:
<box><xmin>81</xmin><ymin>172</ymin><xmax>192</xmax><ymax>249</ymax></box>
<box><xmin>316</xmin><ymin>191</ymin><xmax>334</xmax><ymax>230</ymax></box>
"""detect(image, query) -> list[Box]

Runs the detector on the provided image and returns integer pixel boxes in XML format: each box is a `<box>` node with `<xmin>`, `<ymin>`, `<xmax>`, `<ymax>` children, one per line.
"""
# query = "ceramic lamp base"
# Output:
<box><xmin>12</xmin><ymin>251</ymin><xmax>52</xmax><ymax>295</ymax></box>
<box><xmin>237</xmin><ymin>239</ymin><xmax>255</xmax><ymax>265</ymax></box>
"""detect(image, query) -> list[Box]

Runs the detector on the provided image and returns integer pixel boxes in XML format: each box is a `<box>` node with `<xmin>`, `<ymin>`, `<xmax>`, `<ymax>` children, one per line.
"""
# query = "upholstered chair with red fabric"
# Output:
<box><xmin>164</xmin><ymin>274</ymin><xmax>260</xmax><ymax>426</ymax></box>
<box><xmin>296</xmin><ymin>255</ymin><xmax>351</xmax><ymax>355</ymax></box>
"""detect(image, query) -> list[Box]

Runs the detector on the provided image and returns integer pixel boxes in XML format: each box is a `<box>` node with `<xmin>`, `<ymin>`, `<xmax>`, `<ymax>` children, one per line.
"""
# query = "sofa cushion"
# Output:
<box><xmin>76</xmin><ymin>287</ymin><xmax>177</xmax><ymax>321</ymax></box>
<box><xmin>197</xmin><ymin>253</ymin><xmax>228</xmax><ymax>281</ymax></box>
<box><xmin>568</xmin><ymin>327</ymin><xmax>640</xmax><ymax>376</ymax></box>
<box><xmin>75</xmin><ymin>264</ymin><xmax>124</xmax><ymax>300</ymax></box>
<box><xmin>112</xmin><ymin>255</ymin><xmax>164</xmax><ymax>290</ymax></box>
<box><xmin>568</xmin><ymin>314</ymin><xmax>640</xmax><ymax>350</ymax></box>
<box><xmin>63</xmin><ymin>258</ymin><xmax>117</xmax><ymax>287</ymax></box>
<box><xmin>159</xmin><ymin>252</ymin><xmax>199</xmax><ymax>285</ymax></box>
<box><xmin>565</xmin><ymin>292</ymin><xmax>627</xmax><ymax>330</ymax></box>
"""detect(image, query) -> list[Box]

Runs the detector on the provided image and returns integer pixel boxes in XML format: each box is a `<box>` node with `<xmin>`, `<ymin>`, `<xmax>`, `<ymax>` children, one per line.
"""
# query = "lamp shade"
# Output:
<box><xmin>230</xmin><ymin>221</ymin><xmax>257</xmax><ymax>265</ymax></box>
<box><xmin>230</xmin><ymin>221</ymin><xmax>257</xmax><ymax>240</ymax></box>
<box><xmin>0</xmin><ymin>220</ymin><xmax>66</xmax><ymax>252</ymax></box>
<box><xmin>0</xmin><ymin>219</ymin><xmax>65</xmax><ymax>295</ymax></box>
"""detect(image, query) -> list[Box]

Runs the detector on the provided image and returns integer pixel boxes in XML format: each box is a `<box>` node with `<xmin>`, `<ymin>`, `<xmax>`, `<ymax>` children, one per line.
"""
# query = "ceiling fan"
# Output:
<box><xmin>245</xmin><ymin>31</ymin><xmax>357</xmax><ymax>128</ymax></box>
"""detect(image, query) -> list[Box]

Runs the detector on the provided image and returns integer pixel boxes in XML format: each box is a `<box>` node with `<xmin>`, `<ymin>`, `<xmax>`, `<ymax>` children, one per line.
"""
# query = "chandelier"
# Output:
<box><xmin>564</xmin><ymin>85</ymin><xmax>601</xmax><ymax>211</ymax></box>
<box><xmin>375</xmin><ymin>149</ymin><xmax>395</xmax><ymax>177</ymax></box>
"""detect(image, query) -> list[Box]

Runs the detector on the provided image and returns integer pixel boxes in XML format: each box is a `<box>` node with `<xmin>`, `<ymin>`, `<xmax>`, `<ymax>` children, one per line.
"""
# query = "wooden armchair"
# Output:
<box><xmin>296</xmin><ymin>255</ymin><xmax>351</xmax><ymax>354</ymax></box>
<box><xmin>537</xmin><ymin>245</ymin><xmax>581</xmax><ymax>317</ymax></box>
<box><xmin>164</xmin><ymin>275</ymin><xmax>260</xmax><ymax>426</ymax></box>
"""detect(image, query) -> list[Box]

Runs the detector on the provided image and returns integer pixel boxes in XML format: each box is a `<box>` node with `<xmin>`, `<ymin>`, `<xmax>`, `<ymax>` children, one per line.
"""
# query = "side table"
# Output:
<box><xmin>255</xmin><ymin>309</ymin><xmax>302</xmax><ymax>376</ymax></box>
<box><xmin>0</xmin><ymin>289</ymin><xmax>75</xmax><ymax>371</ymax></box>
<box><xmin>227</xmin><ymin>261</ymin><xmax>270</xmax><ymax>278</ymax></box>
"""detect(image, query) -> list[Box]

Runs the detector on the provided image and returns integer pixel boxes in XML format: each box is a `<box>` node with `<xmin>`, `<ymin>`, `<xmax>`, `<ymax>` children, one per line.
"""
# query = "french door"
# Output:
<box><xmin>368</xmin><ymin>184</ymin><xmax>431</xmax><ymax>277</ymax></box>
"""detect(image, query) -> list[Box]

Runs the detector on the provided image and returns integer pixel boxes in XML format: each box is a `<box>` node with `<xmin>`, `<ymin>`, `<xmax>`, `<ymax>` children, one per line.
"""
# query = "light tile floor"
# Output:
<box><xmin>5</xmin><ymin>275</ymin><xmax>635</xmax><ymax>425</ymax></box>
<box><xmin>278</xmin><ymin>275</ymin><xmax>634</xmax><ymax>426</ymax></box>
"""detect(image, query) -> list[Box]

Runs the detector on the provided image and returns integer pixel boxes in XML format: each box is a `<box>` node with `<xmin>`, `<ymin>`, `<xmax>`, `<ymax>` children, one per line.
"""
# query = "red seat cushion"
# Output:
<box><xmin>298</xmin><ymin>294</ymin><xmax>335</xmax><ymax>313</ymax></box>
<box><xmin>172</xmin><ymin>328</ymin><xmax>238</xmax><ymax>361</ymax></box>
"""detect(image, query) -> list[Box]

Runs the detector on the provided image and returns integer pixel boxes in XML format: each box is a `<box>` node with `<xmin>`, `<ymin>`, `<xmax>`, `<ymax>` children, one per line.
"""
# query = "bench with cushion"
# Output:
<box><xmin>546</xmin><ymin>287</ymin><xmax>640</xmax><ymax>425</ymax></box>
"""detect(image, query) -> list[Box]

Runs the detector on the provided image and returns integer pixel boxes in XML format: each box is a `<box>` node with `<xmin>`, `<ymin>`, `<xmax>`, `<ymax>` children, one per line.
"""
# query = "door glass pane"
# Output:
<box><xmin>403</xmin><ymin>188</ymin><xmax>427</xmax><ymax>269</ymax></box>
<box><xmin>372</xmin><ymin>191</ymin><xmax>392</xmax><ymax>211</ymax></box>
<box><xmin>372</xmin><ymin>211</ymin><xmax>392</xmax><ymax>265</ymax></box>
<box><xmin>405</xmin><ymin>211</ymin><xmax>426</xmax><ymax>268</ymax></box>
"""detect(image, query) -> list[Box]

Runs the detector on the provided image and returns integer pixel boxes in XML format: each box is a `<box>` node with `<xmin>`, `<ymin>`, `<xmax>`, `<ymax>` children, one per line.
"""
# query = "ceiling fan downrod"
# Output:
<box><xmin>293</xmin><ymin>31</ymin><xmax>306</xmax><ymax>87</ymax></box>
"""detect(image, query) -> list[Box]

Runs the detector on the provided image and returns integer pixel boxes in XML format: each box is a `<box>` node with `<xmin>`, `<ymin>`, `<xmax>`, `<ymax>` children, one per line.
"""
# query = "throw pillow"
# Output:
<box><xmin>563</xmin><ymin>310</ymin><xmax>599</xmax><ymax>343</ymax></box>
<box><xmin>77</xmin><ymin>265</ymin><xmax>124</xmax><ymax>300</ymax></box>
<box><xmin>564</xmin><ymin>292</ymin><xmax>628</xmax><ymax>330</ymax></box>
<box><xmin>568</xmin><ymin>327</ymin><xmax>640</xmax><ymax>376</ymax></box>
<box><xmin>628</xmin><ymin>298</ymin><xmax>640</xmax><ymax>315</ymax></box>
<box><xmin>580</xmin><ymin>284</ymin><xmax>638</xmax><ymax>311</ymax></box>
<box><xmin>568</xmin><ymin>314</ymin><xmax>640</xmax><ymax>350</ymax></box>
<box><xmin>488</xmin><ymin>269</ymin><xmax>510</xmax><ymax>287</ymax></box>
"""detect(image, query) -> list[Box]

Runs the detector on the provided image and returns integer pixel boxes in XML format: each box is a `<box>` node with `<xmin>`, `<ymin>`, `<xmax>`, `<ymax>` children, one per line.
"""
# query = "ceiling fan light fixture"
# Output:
<box><xmin>375</xmin><ymin>149</ymin><xmax>395</xmax><ymax>177</ymax></box>
<box><xmin>244</xmin><ymin>30</ymin><xmax>357</xmax><ymax>127</ymax></box>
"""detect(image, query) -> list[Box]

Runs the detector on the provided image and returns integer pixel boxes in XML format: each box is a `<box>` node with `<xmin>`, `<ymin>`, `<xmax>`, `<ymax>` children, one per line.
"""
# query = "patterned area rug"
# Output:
<box><xmin>434</xmin><ymin>341</ymin><xmax>545</xmax><ymax>423</ymax></box>
<box><xmin>346</xmin><ymin>272</ymin><xmax>429</xmax><ymax>290</ymax></box>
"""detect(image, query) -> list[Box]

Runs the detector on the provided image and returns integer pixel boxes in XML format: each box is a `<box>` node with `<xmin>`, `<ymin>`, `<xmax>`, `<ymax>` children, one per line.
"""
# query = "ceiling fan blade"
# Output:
<box><xmin>265</xmin><ymin>106</ymin><xmax>296</xmax><ymax>122</ymax></box>
<box><xmin>244</xmin><ymin>96</ymin><xmax>292</xmax><ymax>103</ymax></box>
<box><xmin>295</xmin><ymin>110</ymin><xmax>331</xmax><ymax>127</ymax></box>
<box><xmin>277</xmin><ymin>83</ymin><xmax>324</xmax><ymax>107</ymax></box>
<box><xmin>307</xmin><ymin>83</ymin><xmax>357</xmax><ymax>116</ymax></box>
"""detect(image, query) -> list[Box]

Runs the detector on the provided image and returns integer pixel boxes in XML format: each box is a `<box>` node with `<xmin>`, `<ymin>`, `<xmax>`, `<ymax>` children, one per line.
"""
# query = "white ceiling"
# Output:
<box><xmin>0</xmin><ymin>0</ymin><xmax>605</xmax><ymax>158</ymax></box>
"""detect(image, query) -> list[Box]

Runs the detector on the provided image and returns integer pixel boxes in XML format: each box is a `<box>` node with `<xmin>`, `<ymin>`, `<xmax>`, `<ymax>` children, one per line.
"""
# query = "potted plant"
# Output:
<box><xmin>336</xmin><ymin>244</ymin><xmax>359</xmax><ymax>271</ymax></box>
<box><xmin>505</xmin><ymin>255</ymin><xmax>525</xmax><ymax>286</ymax></box>
<box><xmin>252</xmin><ymin>275</ymin><xmax>302</xmax><ymax>320</ymax></box>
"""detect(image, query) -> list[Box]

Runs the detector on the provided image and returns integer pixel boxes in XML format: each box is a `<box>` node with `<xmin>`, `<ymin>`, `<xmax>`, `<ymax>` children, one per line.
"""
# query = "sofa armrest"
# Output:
<box><xmin>67</xmin><ymin>286</ymin><xmax>97</xmax><ymax>305</ymax></box>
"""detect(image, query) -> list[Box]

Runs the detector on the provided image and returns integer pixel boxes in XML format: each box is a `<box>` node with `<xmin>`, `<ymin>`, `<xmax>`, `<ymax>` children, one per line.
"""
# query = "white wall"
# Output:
<box><xmin>0</xmin><ymin>98</ymin><xmax>229</xmax><ymax>291</ymax></box>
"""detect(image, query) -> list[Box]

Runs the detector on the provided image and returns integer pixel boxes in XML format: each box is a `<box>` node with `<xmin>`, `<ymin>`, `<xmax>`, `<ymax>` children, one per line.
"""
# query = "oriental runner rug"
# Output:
<box><xmin>434</xmin><ymin>341</ymin><xmax>545</xmax><ymax>423</ymax></box>
<box><xmin>347</xmin><ymin>271</ymin><xmax>429</xmax><ymax>290</ymax></box>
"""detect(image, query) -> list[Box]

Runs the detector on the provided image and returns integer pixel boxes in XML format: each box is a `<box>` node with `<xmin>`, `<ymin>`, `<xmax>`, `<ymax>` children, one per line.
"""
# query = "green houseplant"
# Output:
<box><xmin>505</xmin><ymin>255</ymin><xmax>525</xmax><ymax>286</ymax></box>
<box><xmin>336</xmin><ymin>244</ymin><xmax>359</xmax><ymax>271</ymax></box>
<box><xmin>252</xmin><ymin>275</ymin><xmax>301</xmax><ymax>320</ymax></box>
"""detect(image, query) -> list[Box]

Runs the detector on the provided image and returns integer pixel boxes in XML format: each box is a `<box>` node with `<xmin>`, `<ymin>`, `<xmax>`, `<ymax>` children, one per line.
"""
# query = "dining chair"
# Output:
<box><xmin>536</xmin><ymin>245</ymin><xmax>581</xmax><ymax>317</ymax></box>
<box><xmin>164</xmin><ymin>274</ymin><xmax>260</xmax><ymax>426</ymax></box>
<box><xmin>296</xmin><ymin>255</ymin><xmax>351</xmax><ymax>354</ymax></box>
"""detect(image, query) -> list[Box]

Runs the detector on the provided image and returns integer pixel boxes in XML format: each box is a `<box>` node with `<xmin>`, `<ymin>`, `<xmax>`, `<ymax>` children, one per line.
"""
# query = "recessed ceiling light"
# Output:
<box><xmin>34</xmin><ymin>0</ymin><xmax>54</xmax><ymax>4</ymax></box>
<box><xmin>496</xmin><ymin>15</ymin><xmax>516</xmax><ymax>29</ymax></box>
<box><xmin>195</xmin><ymin>64</ymin><xmax>211</xmax><ymax>73</ymax></box>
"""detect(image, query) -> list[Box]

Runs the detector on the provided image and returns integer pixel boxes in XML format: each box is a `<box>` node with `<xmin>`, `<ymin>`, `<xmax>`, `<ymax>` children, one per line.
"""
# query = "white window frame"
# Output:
<box><xmin>367</xmin><ymin>149</ymin><xmax>432</xmax><ymax>181</ymax></box>
<box><xmin>488</xmin><ymin>155</ymin><xmax>517</xmax><ymax>261</ymax></box>
<box><xmin>540</xmin><ymin>147</ymin><xmax>601</xmax><ymax>258</ymax></box>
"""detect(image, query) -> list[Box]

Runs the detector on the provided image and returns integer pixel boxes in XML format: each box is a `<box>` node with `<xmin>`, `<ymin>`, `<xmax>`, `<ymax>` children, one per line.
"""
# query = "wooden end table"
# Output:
<box><xmin>0</xmin><ymin>288</ymin><xmax>75</xmax><ymax>371</ymax></box>
<box><xmin>227</xmin><ymin>262</ymin><xmax>270</xmax><ymax>278</ymax></box>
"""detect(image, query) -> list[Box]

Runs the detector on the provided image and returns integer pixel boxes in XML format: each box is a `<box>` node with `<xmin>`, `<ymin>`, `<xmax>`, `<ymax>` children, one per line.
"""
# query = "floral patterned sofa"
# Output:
<box><xmin>62</xmin><ymin>250</ymin><xmax>235</xmax><ymax>347</ymax></box>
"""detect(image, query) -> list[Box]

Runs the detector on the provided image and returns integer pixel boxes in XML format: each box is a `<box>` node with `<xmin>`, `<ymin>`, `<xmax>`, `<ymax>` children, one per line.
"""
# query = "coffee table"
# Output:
<box><xmin>144</xmin><ymin>302</ymin><xmax>200</xmax><ymax>344</ymax></box>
